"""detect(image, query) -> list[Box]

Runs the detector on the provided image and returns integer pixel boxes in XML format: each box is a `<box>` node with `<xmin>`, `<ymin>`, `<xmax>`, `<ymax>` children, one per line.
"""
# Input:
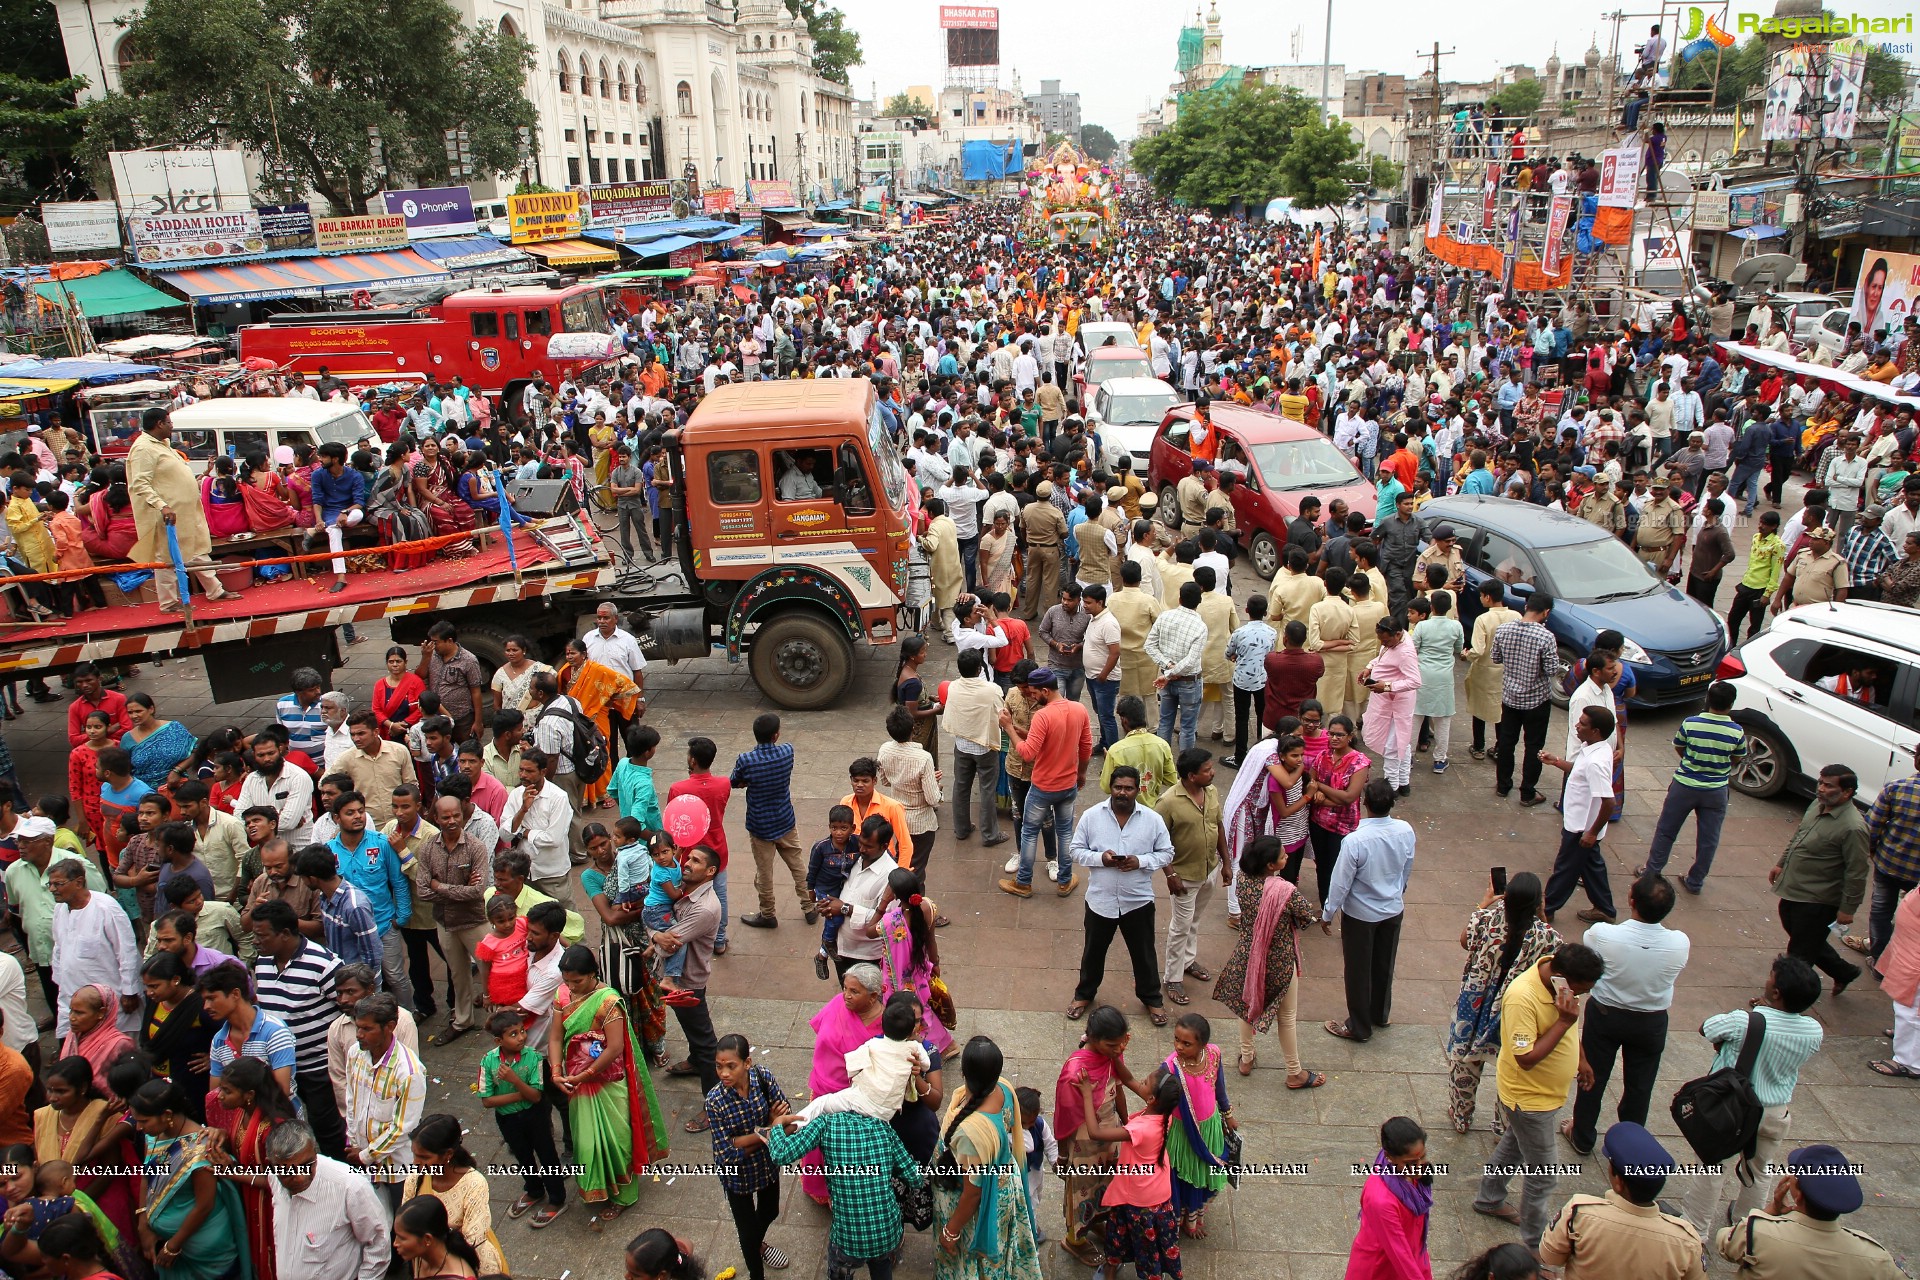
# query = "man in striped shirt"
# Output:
<box><xmin>343</xmin><ymin>991</ymin><xmax>425</xmax><ymax>1214</ymax></box>
<box><xmin>252</xmin><ymin>898</ymin><xmax>346</xmax><ymax>1159</ymax></box>
<box><xmin>1639</xmin><ymin>681</ymin><xmax>1745</xmax><ymax>893</ymax></box>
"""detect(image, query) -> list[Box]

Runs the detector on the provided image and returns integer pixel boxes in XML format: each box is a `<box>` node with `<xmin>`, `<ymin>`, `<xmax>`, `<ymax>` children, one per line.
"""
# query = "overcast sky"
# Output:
<box><xmin>832</xmin><ymin>0</ymin><xmax>1646</xmax><ymax>137</ymax></box>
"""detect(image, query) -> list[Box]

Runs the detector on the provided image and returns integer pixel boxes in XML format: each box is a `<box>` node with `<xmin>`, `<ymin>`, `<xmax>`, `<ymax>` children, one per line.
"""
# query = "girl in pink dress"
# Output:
<box><xmin>1346</xmin><ymin>1116</ymin><xmax>1434</xmax><ymax>1280</ymax></box>
<box><xmin>1091</xmin><ymin>1069</ymin><xmax>1183</xmax><ymax>1279</ymax></box>
<box><xmin>870</xmin><ymin>868</ymin><xmax>954</xmax><ymax>1057</ymax></box>
<box><xmin>1359</xmin><ymin>617</ymin><xmax>1422</xmax><ymax>795</ymax></box>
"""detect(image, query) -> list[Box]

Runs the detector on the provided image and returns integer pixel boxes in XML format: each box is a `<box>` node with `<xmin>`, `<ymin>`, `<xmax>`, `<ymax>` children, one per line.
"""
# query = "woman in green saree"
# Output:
<box><xmin>129</xmin><ymin>1078</ymin><xmax>252</xmax><ymax>1280</ymax></box>
<box><xmin>547</xmin><ymin>944</ymin><xmax>669</xmax><ymax>1232</ymax></box>
<box><xmin>933</xmin><ymin>1035</ymin><xmax>1044</xmax><ymax>1280</ymax></box>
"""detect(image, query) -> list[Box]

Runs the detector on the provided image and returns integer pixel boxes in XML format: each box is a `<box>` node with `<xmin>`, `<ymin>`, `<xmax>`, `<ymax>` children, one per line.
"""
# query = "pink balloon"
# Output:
<box><xmin>663</xmin><ymin>794</ymin><xmax>711</xmax><ymax>846</ymax></box>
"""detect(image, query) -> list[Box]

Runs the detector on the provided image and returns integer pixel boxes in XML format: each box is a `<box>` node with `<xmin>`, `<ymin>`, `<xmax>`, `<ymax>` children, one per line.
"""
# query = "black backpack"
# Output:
<box><xmin>1671</xmin><ymin>1009</ymin><xmax>1767</xmax><ymax>1168</ymax></box>
<box><xmin>536</xmin><ymin>701</ymin><xmax>609</xmax><ymax>786</ymax></box>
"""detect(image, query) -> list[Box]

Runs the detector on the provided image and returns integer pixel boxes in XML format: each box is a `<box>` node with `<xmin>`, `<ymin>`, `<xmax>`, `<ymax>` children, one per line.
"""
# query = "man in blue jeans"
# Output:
<box><xmin>1081</xmin><ymin>584</ymin><xmax>1122</xmax><ymax>752</ymax></box>
<box><xmin>1145</xmin><ymin>581</ymin><xmax>1209</xmax><ymax>753</ymax></box>
<box><xmin>1638</xmin><ymin>680</ymin><xmax>1745</xmax><ymax>892</ymax></box>
<box><xmin>996</xmin><ymin>666</ymin><xmax>1091</xmax><ymax>899</ymax></box>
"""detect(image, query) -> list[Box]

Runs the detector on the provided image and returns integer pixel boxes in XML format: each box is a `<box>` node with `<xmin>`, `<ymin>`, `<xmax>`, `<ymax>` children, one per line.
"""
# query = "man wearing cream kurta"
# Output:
<box><xmin>1307</xmin><ymin>578</ymin><xmax>1359</xmax><ymax>714</ymax></box>
<box><xmin>126</xmin><ymin>407</ymin><xmax>231</xmax><ymax>612</ymax></box>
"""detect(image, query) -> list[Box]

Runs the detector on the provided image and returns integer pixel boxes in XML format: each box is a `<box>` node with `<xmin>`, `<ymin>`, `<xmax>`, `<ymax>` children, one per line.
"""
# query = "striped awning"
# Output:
<box><xmin>518</xmin><ymin>239</ymin><xmax>619</xmax><ymax>268</ymax></box>
<box><xmin>156</xmin><ymin>250</ymin><xmax>448</xmax><ymax>304</ymax></box>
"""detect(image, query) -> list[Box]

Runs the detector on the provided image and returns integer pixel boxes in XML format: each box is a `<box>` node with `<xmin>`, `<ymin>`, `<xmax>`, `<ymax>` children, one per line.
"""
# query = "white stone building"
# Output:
<box><xmin>53</xmin><ymin>0</ymin><xmax>858</xmax><ymax>207</ymax></box>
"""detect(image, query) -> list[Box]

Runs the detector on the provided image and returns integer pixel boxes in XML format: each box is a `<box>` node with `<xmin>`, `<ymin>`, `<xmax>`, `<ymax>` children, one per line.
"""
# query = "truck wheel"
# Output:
<box><xmin>748</xmin><ymin>613</ymin><xmax>853</xmax><ymax>710</ymax></box>
<box><xmin>1158</xmin><ymin>485</ymin><xmax>1180</xmax><ymax>528</ymax></box>
<box><xmin>1249</xmin><ymin>531</ymin><xmax>1280</xmax><ymax>580</ymax></box>
<box><xmin>454</xmin><ymin>625</ymin><xmax>516</xmax><ymax>683</ymax></box>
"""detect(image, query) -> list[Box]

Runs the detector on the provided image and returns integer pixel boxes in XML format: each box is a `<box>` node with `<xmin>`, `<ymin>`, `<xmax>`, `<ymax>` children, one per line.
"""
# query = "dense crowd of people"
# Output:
<box><xmin>0</xmin><ymin>184</ymin><xmax>1916</xmax><ymax>1280</ymax></box>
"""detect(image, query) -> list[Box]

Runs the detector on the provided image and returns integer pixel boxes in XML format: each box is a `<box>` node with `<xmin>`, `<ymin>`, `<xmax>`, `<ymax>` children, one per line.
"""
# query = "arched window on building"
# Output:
<box><xmin>635</xmin><ymin>70</ymin><xmax>647</xmax><ymax>104</ymax></box>
<box><xmin>580</xmin><ymin>55</ymin><xmax>593</xmax><ymax>96</ymax></box>
<box><xmin>617</xmin><ymin>62</ymin><xmax>629</xmax><ymax>101</ymax></box>
<box><xmin>557</xmin><ymin>48</ymin><xmax>572</xmax><ymax>94</ymax></box>
<box><xmin>754</xmin><ymin>34</ymin><xmax>762</xmax><ymax>49</ymax></box>
<box><xmin>599</xmin><ymin>59</ymin><xmax>610</xmax><ymax>98</ymax></box>
<box><xmin>677</xmin><ymin>80</ymin><xmax>693</xmax><ymax>115</ymax></box>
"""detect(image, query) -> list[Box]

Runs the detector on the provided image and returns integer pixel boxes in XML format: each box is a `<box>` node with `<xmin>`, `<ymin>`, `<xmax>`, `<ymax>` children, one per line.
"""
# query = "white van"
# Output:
<box><xmin>105</xmin><ymin>398</ymin><xmax>376</xmax><ymax>465</ymax></box>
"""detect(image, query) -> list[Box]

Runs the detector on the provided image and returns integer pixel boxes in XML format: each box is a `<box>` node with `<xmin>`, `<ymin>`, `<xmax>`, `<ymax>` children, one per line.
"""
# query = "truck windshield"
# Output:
<box><xmin>560</xmin><ymin>291</ymin><xmax>609</xmax><ymax>334</ymax></box>
<box><xmin>868</xmin><ymin>403</ymin><xmax>909</xmax><ymax>514</ymax></box>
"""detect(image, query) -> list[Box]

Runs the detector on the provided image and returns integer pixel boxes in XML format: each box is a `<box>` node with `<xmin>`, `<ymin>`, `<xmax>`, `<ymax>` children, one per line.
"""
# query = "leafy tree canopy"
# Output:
<box><xmin>1132</xmin><ymin>84</ymin><xmax>1396</xmax><ymax>210</ymax></box>
<box><xmin>784</xmin><ymin>0</ymin><xmax>861</xmax><ymax>85</ymax></box>
<box><xmin>883</xmin><ymin>93</ymin><xmax>933</xmax><ymax>118</ymax></box>
<box><xmin>1487</xmin><ymin>78</ymin><xmax>1544</xmax><ymax>123</ymax></box>
<box><xmin>1</xmin><ymin>0</ymin><xmax>90</xmax><ymax>210</ymax></box>
<box><xmin>1081</xmin><ymin>123</ymin><xmax>1118</xmax><ymax>161</ymax></box>
<box><xmin>81</xmin><ymin>0</ymin><xmax>535</xmax><ymax>214</ymax></box>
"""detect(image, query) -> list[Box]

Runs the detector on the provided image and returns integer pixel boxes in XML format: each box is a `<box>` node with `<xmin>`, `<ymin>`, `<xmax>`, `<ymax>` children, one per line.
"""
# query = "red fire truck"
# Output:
<box><xmin>236</xmin><ymin>282</ymin><xmax>621</xmax><ymax>403</ymax></box>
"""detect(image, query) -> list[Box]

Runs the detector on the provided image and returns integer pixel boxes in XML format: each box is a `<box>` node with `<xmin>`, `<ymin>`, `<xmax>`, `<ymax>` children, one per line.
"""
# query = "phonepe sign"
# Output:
<box><xmin>378</xmin><ymin>186</ymin><xmax>477</xmax><ymax>239</ymax></box>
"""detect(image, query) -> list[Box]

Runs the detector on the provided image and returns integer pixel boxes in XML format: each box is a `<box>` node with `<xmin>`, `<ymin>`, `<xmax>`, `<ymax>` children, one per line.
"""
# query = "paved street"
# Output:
<box><xmin>5</xmin><ymin>502</ymin><xmax>1915</xmax><ymax>1280</ymax></box>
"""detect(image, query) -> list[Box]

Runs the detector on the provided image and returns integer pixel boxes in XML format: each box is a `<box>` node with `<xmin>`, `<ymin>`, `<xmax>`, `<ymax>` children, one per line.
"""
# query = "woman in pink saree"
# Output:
<box><xmin>799</xmin><ymin>964</ymin><xmax>885</xmax><ymax>1204</ymax></box>
<box><xmin>238</xmin><ymin>455</ymin><xmax>299</xmax><ymax>533</ymax></box>
<box><xmin>868</xmin><ymin>868</ymin><xmax>954</xmax><ymax>1058</ymax></box>
<box><xmin>200</xmin><ymin>458</ymin><xmax>250</xmax><ymax>539</ymax></box>
<box><xmin>1359</xmin><ymin>616</ymin><xmax>1422</xmax><ymax>796</ymax></box>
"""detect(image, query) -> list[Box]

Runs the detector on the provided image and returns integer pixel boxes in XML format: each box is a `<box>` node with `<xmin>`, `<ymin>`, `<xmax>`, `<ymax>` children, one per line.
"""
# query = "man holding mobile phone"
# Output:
<box><xmin>1473</xmin><ymin>942</ymin><xmax>1607</xmax><ymax>1250</ymax></box>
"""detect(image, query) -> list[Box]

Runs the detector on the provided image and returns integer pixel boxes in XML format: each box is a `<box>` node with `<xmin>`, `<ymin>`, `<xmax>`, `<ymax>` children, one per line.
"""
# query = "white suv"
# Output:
<box><xmin>1717</xmin><ymin>601</ymin><xmax>1920</xmax><ymax>799</ymax></box>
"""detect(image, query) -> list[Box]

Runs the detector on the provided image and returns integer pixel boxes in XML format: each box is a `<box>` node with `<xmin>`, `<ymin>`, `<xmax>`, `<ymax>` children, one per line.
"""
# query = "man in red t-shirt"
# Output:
<box><xmin>1262</xmin><ymin>620</ymin><xmax>1325</xmax><ymax>730</ymax></box>
<box><xmin>987</xmin><ymin>592</ymin><xmax>1030</xmax><ymax>686</ymax></box>
<box><xmin>666</xmin><ymin>736</ymin><xmax>733</xmax><ymax>948</ymax></box>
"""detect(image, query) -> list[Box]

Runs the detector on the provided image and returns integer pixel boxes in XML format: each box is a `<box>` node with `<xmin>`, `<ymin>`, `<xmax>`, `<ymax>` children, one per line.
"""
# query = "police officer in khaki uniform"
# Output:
<box><xmin>1633</xmin><ymin>478</ymin><xmax>1688</xmax><ymax>575</ymax></box>
<box><xmin>1717</xmin><ymin>1143</ymin><xmax>1905</xmax><ymax>1280</ymax></box>
<box><xmin>1176</xmin><ymin>459</ymin><xmax>1211</xmax><ymax>537</ymax></box>
<box><xmin>1019</xmin><ymin>481</ymin><xmax>1068</xmax><ymax>621</ymax></box>
<box><xmin>1416</xmin><ymin>523</ymin><xmax>1466</xmax><ymax>592</ymax></box>
<box><xmin>1773</xmin><ymin>527</ymin><xmax>1851</xmax><ymax>611</ymax></box>
<box><xmin>1204</xmin><ymin>466</ymin><xmax>1241</xmax><ymax>535</ymax></box>
<box><xmin>1577</xmin><ymin>472</ymin><xmax>1630</xmax><ymax>538</ymax></box>
<box><xmin>1539</xmin><ymin>1122</ymin><xmax>1705</xmax><ymax>1280</ymax></box>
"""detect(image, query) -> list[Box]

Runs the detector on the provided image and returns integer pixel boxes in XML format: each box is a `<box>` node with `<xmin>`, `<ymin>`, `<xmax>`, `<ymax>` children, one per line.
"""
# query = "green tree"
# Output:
<box><xmin>1131</xmin><ymin>83</ymin><xmax>1318</xmax><ymax>208</ymax></box>
<box><xmin>81</xmin><ymin>0</ymin><xmax>535</xmax><ymax>215</ymax></box>
<box><xmin>1</xmin><ymin>0</ymin><xmax>90</xmax><ymax>210</ymax></box>
<box><xmin>883</xmin><ymin>93</ymin><xmax>933</xmax><ymax>118</ymax></box>
<box><xmin>1487</xmin><ymin>78</ymin><xmax>1544</xmax><ymax>124</ymax></box>
<box><xmin>1276</xmin><ymin>116</ymin><xmax>1399</xmax><ymax>218</ymax></box>
<box><xmin>1081</xmin><ymin>123</ymin><xmax>1119</xmax><ymax>161</ymax></box>
<box><xmin>784</xmin><ymin>0</ymin><xmax>862</xmax><ymax>86</ymax></box>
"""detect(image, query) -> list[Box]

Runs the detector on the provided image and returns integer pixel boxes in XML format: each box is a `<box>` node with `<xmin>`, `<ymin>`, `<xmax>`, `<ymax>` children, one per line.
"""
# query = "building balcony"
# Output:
<box><xmin>597</xmin><ymin>0</ymin><xmax>730</xmax><ymax>25</ymax></box>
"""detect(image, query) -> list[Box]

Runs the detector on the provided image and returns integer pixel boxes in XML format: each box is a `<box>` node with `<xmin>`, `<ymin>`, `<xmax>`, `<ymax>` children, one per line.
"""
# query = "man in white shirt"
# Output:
<box><xmin>581</xmin><ymin>601</ymin><xmax>647</xmax><ymax>758</ymax></box>
<box><xmin>819</xmin><ymin>814</ymin><xmax>900</xmax><ymax>977</ymax></box>
<box><xmin>1541</xmin><ymin>703</ymin><xmax>1621</xmax><ymax>924</ymax></box>
<box><xmin>237</xmin><ymin>727</ymin><xmax>317</xmax><ymax>849</ymax></box>
<box><xmin>48</xmin><ymin>857</ymin><xmax>141</xmax><ymax>1037</ymax></box>
<box><xmin>319</xmin><ymin>692</ymin><xmax>353</xmax><ymax>772</ymax></box>
<box><xmin>1566</xmin><ymin>873</ymin><xmax>1690</xmax><ymax>1155</ymax></box>
<box><xmin>501</xmin><ymin>749</ymin><xmax>575</xmax><ymax>905</ymax></box>
<box><xmin>266</xmin><ymin>1120</ymin><xmax>392</xmax><ymax>1280</ymax></box>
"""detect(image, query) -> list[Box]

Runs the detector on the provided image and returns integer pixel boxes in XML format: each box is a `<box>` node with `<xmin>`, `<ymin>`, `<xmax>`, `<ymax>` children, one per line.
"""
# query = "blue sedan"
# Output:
<box><xmin>1417</xmin><ymin>496</ymin><xmax>1728</xmax><ymax>709</ymax></box>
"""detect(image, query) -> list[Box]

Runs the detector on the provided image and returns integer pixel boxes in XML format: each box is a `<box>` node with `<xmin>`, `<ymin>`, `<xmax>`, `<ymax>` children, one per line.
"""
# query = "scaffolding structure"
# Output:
<box><xmin>1414</xmin><ymin>4</ymin><xmax>1734</xmax><ymax>325</ymax></box>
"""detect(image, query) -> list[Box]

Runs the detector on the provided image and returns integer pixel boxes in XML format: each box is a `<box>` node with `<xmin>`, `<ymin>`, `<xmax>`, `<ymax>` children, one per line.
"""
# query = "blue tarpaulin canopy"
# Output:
<box><xmin>0</xmin><ymin>358</ymin><xmax>162</xmax><ymax>384</ymax></box>
<box><xmin>409</xmin><ymin>236</ymin><xmax>529</xmax><ymax>269</ymax></box>
<box><xmin>961</xmin><ymin>140</ymin><xmax>1024</xmax><ymax>181</ymax></box>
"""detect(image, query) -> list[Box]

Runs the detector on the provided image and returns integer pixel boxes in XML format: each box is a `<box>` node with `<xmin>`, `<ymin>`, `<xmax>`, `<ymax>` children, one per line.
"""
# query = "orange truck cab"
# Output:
<box><xmin>643</xmin><ymin>379</ymin><xmax>911</xmax><ymax>707</ymax></box>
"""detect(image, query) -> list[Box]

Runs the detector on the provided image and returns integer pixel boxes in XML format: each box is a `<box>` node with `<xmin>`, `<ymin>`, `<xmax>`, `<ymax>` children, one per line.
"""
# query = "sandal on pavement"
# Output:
<box><xmin>1287</xmin><ymin>1070</ymin><xmax>1327</xmax><ymax>1089</ymax></box>
<box><xmin>1323</xmin><ymin>1020</ymin><xmax>1366</xmax><ymax>1041</ymax></box>
<box><xmin>1840</xmin><ymin>933</ymin><xmax>1872</xmax><ymax>955</ymax></box>
<box><xmin>530</xmin><ymin>1203</ymin><xmax>567</xmax><ymax>1229</ymax></box>
<box><xmin>1238</xmin><ymin>1052</ymin><xmax>1256</xmax><ymax>1077</ymax></box>
<box><xmin>1066</xmin><ymin>999</ymin><xmax>1091</xmax><ymax>1021</ymax></box>
<box><xmin>429</xmin><ymin>1024</ymin><xmax>470</xmax><ymax>1047</ymax></box>
<box><xmin>1146</xmin><ymin>1005</ymin><xmax>1169</xmax><ymax>1027</ymax></box>
<box><xmin>1868</xmin><ymin>1058</ymin><xmax>1920</xmax><ymax>1078</ymax></box>
<box><xmin>508</xmin><ymin>1194</ymin><xmax>540</xmax><ymax>1220</ymax></box>
<box><xmin>1185</xmin><ymin>964</ymin><xmax>1213</xmax><ymax>982</ymax></box>
<box><xmin>667</xmin><ymin>1060</ymin><xmax>702</xmax><ymax>1076</ymax></box>
<box><xmin>1164</xmin><ymin>982</ymin><xmax>1190</xmax><ymax>1006</ymax></box>
<box><xmin>685</xmin><ymin>1115</ymin><xmax>711</xmax><ymax>1133</ymax></box>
